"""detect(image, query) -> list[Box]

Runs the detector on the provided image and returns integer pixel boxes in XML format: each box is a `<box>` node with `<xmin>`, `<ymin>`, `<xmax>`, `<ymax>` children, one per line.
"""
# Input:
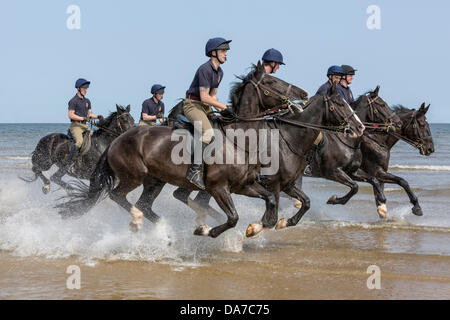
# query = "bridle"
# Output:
<box><xmin>389</xmin><ymin>111</ymin><xmax>432</xmax><ymax>154</ymax></box>
<box><xmin>363</xmin><ymin>95</ymin><xmax>398</xmax><ymax>132</ymax></box>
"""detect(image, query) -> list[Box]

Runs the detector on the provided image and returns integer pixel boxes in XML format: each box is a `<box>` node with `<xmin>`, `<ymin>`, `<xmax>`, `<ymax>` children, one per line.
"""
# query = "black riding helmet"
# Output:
<box><xmin>341</xmin><ymin>65</ymin><xmax>357</xmax><ymax>75</ymax></box>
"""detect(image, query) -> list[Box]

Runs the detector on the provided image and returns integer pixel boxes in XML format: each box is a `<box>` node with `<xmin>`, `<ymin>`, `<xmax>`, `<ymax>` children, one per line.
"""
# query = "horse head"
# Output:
<box><xmin>400</xmin><ymin>103</ymin><xmax>434</xmax><ymax>156</ymax></box>
<box><xmin>231</xmin><ymin>61</ymin><xmax>308</xmax><ymax>117</ymax></box>
<box><xmin>324</xmin><ymin>83</ymin><xmax>366</xmax><ymax>138</ymax></box>
<box><xmin>354</xmin><ymin>86</ymin><xmax>403</xmax><ymax>131</ymax></box>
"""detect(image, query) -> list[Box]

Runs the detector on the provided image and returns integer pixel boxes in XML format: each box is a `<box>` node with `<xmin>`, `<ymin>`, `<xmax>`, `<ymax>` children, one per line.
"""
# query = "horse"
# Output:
<box><xmin>354</xmin><ymin>103</ymin><xmax>435</xmax><ymax>217</ymax></box>
<box><xmin>166</xmin><ymin>84</ymin><xmax>367</xmax><ymax>237</ymax></box>
<box><xmin>296</xmin><ymin>86</ymin><xmax>403</xmax><ymax>218</ymax></box>
<box><xmin>20</xmin><ymin>105</ymin><xmax>135</xmax><ymax>193</ymax></box>
<box><xmin>56</xmin><ymin>61</ymin><xmax>310</xmax><ymax>238</ymax></box>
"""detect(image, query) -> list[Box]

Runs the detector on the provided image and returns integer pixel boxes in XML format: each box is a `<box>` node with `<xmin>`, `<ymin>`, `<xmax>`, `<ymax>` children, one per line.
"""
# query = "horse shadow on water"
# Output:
<box><xmin>20</xmin><ymin>105</ymin><xmax>135</xmax><ymax>194</ymax></box>
<box><xmin>56</xmin><ymin>61</ymin><xmax>368</xmax><ymax>239</ymax></box>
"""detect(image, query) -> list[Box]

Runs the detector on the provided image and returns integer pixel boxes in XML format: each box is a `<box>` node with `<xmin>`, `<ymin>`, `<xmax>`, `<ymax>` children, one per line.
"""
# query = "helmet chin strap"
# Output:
<box><xmin>212</xmin><ymin>50</ymin><xmax>225</xmax><ymax>64</ymax></box>
<box><xmin>77</xmin><ymin>88</ymin><xmax>85</xmax><ymax>98</ymax></box>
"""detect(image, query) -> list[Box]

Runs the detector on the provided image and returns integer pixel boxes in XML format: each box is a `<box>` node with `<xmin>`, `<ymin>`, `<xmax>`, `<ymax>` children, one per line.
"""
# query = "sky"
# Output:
<box><xmin>0</xmin><ymin>0</ymin><xmax>449</xmax><ymax>123</ymax></box>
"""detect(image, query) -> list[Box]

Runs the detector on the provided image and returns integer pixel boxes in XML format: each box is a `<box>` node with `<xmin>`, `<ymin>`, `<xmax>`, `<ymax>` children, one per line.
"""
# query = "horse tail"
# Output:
<box><xmin>56</xmin><ymin>146</ymin><xmax>116</xmax><ymax>218</ymax></box>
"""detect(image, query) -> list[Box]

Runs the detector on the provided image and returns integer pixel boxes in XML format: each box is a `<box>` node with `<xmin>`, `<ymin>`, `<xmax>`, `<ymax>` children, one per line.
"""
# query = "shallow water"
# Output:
<box><xmin>0</xmin><ymin>123</ymin><xmax>449</xmax><ymax>299</ymax></box>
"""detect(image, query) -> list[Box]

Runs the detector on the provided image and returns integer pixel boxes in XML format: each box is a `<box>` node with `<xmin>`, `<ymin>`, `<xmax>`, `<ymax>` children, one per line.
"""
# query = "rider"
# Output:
<box><xmin>67</xmin><ymin>78</ymin><xmax>102</xmax><ymax>169</ymax></box>
<box><xmin>184</xmin><ymin>37</ymin><xmax>232</xmax><ymax>190</ymax></box>
<box><xmin>262</xmin><ymin>48</ymin><xmax>285</xmax><ymax>74</ymax></box>
<box><xmin>305</xmin><ymin>66</ymin><xmax>345</xmax><ymax>176</ymax></box>
<box><xmin>139</xmin><ymin>84</ymin><xmax>165</xmax><ymax>126</ymax></box>
<box><xmin>337</xmin><ymin>65</ymin><xmax>357</xmax><ymax>104</ymax></box>
<box><xmin>316</xmin><ymin>65</ymin><xmax>345</xmax><ymax>96</ymax></box>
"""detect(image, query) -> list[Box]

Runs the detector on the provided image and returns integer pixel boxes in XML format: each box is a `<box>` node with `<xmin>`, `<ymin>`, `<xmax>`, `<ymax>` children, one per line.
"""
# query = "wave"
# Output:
<box><xmin>1</xmin><ymin>156</ymin><xmax>31</xmax><ymax>161</ymax></box>
<box><xmin>389</xmin><ymin>164</ymin><xmax>450</xmax><ymax>172</ymax></box>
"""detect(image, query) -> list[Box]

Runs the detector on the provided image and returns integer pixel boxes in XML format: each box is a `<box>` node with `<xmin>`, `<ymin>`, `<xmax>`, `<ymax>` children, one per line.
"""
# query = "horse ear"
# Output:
<box><xmin>425</xmin><ymin>104</ymin><xmax>430</xmax><ymax>113</ymax></box>
<box><xmin>257</xmin><ymin>60</ymin><xmax>262</xmax><ymax>69</ymax></box>
<box><xmin>116</xmin><ymin>104</ymin><xmax>121</xmax><ymax>113</ymax></box>
<box><xmin>420</xmin><ymin>102</ymin><xmax>425</xmax><ymax>110</ymax></box>
<box><xmin>374</xmin><ymin>85</ymin><xmax>380</xmax><ymax>96</ymax></box>
<box><xmin>126</xmin><ymin>105</ymin><xmax>130</xmax><ymax>112</ymax></box>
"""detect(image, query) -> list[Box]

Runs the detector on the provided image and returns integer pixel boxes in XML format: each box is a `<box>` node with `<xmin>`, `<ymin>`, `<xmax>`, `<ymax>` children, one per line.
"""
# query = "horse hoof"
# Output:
<box><xmin>412</xmin><ymin>206</ymin><xmax>423</xmax><ymax>216</ymax></box>
<box><xmin>193</xmin><ymin>225</ymin><xmax>211</xmax><ymax>237</ymax></box>
<box><xmin>291</xmin><ymin>198</ymin><xmax>303</xmax><ymax>209</ymax></box>
<box><xmin>275</xmin><ymin>218</ymin><xmax>287</xmax><ymax>230</ymax></box>
<box><xmin>327</xmin><ymin>195</ymin><xmax>337</xmax><ymax>204</ymax></box>
<box><xmin>246</xmin><ymin>222</ymin><xmax>264</xmax><ymax>238</ymax></box>
<box><xmin>129</xmin><ymin>222</ymin><xmax>141</xmax><ymax>233</ymax></box>
<box><xmin>42</xmin><ymin>185</ymin><xmax>50</xmax><ymax>194</ymax></box>
<box><xmin>377</xmin><ymin>203</ymin><xmax>387</xmax><ymax>219</ymax></box>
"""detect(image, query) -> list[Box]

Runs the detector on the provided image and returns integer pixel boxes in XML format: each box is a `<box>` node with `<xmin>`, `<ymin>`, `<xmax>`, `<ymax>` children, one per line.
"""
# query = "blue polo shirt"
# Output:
<box><xmin>337</xmin><ymin>83</ymin><xmax>355</xmax><ymax>104</ymax></box>
<box><xmin>186</xmin><ymin>60</ymin><xmax>223</xmax><ymax>97</ymax></box>
<box><xmin>68</xmin><ymin>94</ymin><xmax>91</xmax><ymax>118</ymax></box>
<box><xmin>316</xmin><ymin>81</ymin><xmax>332</xmax><ymax>96</ymax></box>
<box><xmin>141</xmin><ymin>97</ymin><xmax>164</xmax><ymax>120</ymax></box>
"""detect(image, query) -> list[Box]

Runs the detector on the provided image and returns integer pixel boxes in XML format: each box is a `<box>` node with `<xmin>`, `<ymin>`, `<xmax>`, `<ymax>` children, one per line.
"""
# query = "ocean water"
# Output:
<box><xmin>0</xmin><ymin>123</ymin><xmax>449</xmax><ymax>299</ymax></box>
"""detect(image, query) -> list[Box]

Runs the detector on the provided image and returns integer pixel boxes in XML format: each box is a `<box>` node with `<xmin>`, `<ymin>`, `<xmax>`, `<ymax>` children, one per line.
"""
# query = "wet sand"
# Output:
<box><xmin>1</xmin><ymin>225</ymin><xmax>449</xmax><ymax>300</ymax></box>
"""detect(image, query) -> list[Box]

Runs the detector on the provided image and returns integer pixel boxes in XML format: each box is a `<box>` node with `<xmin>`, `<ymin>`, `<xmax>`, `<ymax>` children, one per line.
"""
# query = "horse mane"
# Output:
<box><xmin>229</xmin><ymin>64</ymin><xmax>258</xmax><ymax>113</ymax></box>
<box><xmin>392</xmin><ymin>104</ymin><xmax>413</xmax><ymax>114</ymax></box>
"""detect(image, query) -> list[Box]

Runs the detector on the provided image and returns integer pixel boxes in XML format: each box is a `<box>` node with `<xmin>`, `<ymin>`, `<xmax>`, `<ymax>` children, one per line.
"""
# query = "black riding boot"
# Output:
<box><xmin>187</xmin><ymin>141</ymin><xmax>208</xmax><ymax>190</ymax></box>
<box><xmin>303</xmin><ymin>146</ymin><xmax>317</xmax><ymax>176</ymax></box>
<box><xmin>67</xmin><ymin>143</ymin><xmax>79</xmax><ymax>172</ymax></box>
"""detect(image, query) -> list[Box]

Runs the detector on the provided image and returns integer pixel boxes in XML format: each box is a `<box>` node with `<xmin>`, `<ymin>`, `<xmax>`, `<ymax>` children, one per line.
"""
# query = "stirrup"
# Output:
<box><xmin>187</xmin><ymin>166</ymin><xmax>205</xmax><ymax>190</ymax></box>
<box><xmin>304</xmin><ymin>165</ymin><xmax>312</xmax><ymax>176</ymax></box>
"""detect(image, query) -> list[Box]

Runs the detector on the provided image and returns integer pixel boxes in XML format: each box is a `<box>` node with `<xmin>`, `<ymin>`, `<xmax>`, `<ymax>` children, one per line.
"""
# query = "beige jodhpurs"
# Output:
<box><xmin>70</xmin><ymin>122</ymin><xmax>90</xmax><ymax>148</ymax></box>
<box><xmin>138</xmin><ymin>120</ymin><xmax>157</xmax><ymax>127</ymax></box>
<box><xmin>183</xmin><ymin>99</ymin><xmax>214</xmax><ymax>144</ymax></box>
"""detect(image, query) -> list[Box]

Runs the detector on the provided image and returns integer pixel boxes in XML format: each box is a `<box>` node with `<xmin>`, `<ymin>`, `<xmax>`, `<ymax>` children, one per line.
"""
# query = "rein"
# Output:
<box><xmin>388</xmin><ymin>112</ymin><xmax>431</xmax><ymax>153</ymax></box>
<box><xmin>88</xmin><ymin>113</ymin><xmax>130</xmax><ymax>137</ymax></box>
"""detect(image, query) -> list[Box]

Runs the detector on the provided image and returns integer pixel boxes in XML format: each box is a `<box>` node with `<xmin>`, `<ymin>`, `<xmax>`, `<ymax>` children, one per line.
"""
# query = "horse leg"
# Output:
<box><xmin>193</xmin><ymin>186</ymin><xmax>238</xmax><ymax>238</ymax></box>
<box><xmin>31</xmin><ymin>166</ymin><xmax>51</xmax><ymax>194</ymax></box>
<box><xmin>50</xmin><ymin>168</ymin><xmax>74</xmax><ymax>192</ymax></box>
<box><xmin>374</xmin><ymin>170</ymin><xmax>422</xmax><ymax>216</ymax></box>
<box><xmin>276</xmin><ymin>184</ymin><xmax>310</xmax><ymax>229</ymax></box>
<box><xmin>135</xmin><ymin>177</ymin><xmax>166</xmax><ymax>224</ymax></box>
<box><xmin>350</xmin><ymin>169</ymin><xmax>388</xmax><ymax>218</ymax></box>
<box><xmin>109</xmin><ymin>180</ymin><xmax>145</xmax><ymax>232</ymax></box>
<box><xmin>236</xmin><ymin>182</ymin><xmax>277</xmax><ymax>238</ymax></box>
<box><xmin>326</xmin><ymin>168</ymin><xmax>359</xmax><ymax>205</ymax></box>
<box><xmin>172</xmin><ymin>186</ymin><xmax>192</xmax><ymax>204</ymax></box>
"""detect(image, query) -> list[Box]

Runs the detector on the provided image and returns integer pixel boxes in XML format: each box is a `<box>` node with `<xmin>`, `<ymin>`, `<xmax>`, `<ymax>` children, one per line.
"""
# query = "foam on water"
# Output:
<box><xmin>389</xmin><ymin>164</ymin><xmax>450</xmax><ymax>171</ymax></box>
<box><xmin>0</xmin><ymin>177</ymin><xmax>254</xmax><ymax>265</ymax></box>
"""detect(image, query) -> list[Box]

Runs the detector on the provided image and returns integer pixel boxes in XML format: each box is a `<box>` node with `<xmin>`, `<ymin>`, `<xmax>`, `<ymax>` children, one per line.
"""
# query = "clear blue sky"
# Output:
<box><xmin>1</xmin><ymin>0</ymin><xmax>448</xmax><ymax>123</ymax></box>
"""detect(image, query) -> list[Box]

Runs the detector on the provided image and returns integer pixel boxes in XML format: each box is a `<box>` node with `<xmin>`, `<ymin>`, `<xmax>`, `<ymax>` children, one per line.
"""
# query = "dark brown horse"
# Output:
<box><xmin>20</xmin><ymin>105</ymin><xmax>135</xmax><ymax>193</ymax></box>
<box><xmin>167</xmin><ymin>84</ymin><xmax>367</xmax><ymax>237</ymax></box>
<box><xmin>355</xmin><ymin>103</ymin><xmax>435</xmax><ymax>217</ymax></box>
<box><xmin>296</xmin><ymin>87</ymin><xmax>403</xmax><ymax>218</ymax></box>
<box><xmin>57</xmin><ymin>62</ymin><xmax>310</xmax><ymax>238</ymax></box>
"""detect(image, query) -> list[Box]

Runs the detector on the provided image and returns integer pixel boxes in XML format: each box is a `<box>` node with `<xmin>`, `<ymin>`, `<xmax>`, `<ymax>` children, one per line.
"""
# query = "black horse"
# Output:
<box><xmin>167</xmin><ymin>83</ymin><xmax>366</xmax><ymax>237</ymax></box>
<box><xmin>21</xmin><ymin>105</ymin><xmax>135</xmax><ymax>193</ymax></box>
<box><xmin>354</xmin><ymin>103</ymin><xmax>435</xmax><ymax>217</ymax></box>
<box><xmin>296</xmin><ymin>86</ymin><xmax>403</xmax><ymax>218</ymax></box>
<box><xmin>57</xmin><ymin>62</ymin><xmax>312</xmax><ymax>238</ymax></box>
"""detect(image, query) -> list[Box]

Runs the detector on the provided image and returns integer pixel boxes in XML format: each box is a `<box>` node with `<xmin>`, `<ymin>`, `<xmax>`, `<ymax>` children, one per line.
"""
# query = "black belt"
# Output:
<box><xmin>186</xmin><ymin>94</ymin><xmax>201</xmax><ymax>101</ymax></box>
<box><xmin>71</xmin><ymin>120</ymin><xmax>86</xmax><ymax>124</ymax></box>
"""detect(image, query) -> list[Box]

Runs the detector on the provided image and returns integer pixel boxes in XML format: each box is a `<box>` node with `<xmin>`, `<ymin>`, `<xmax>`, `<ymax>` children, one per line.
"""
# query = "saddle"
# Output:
<box><xmin>66</xmin><ymin>129</ymin><xmax>92</xmax><ymax>156</ymax></box>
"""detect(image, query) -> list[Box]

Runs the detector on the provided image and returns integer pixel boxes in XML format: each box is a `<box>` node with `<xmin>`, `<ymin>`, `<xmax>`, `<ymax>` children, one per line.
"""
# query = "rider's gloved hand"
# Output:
<box><xmin>97</xmin><ymin>115</ymin><xmax>104</xmax><ymax>121</ymax></box>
